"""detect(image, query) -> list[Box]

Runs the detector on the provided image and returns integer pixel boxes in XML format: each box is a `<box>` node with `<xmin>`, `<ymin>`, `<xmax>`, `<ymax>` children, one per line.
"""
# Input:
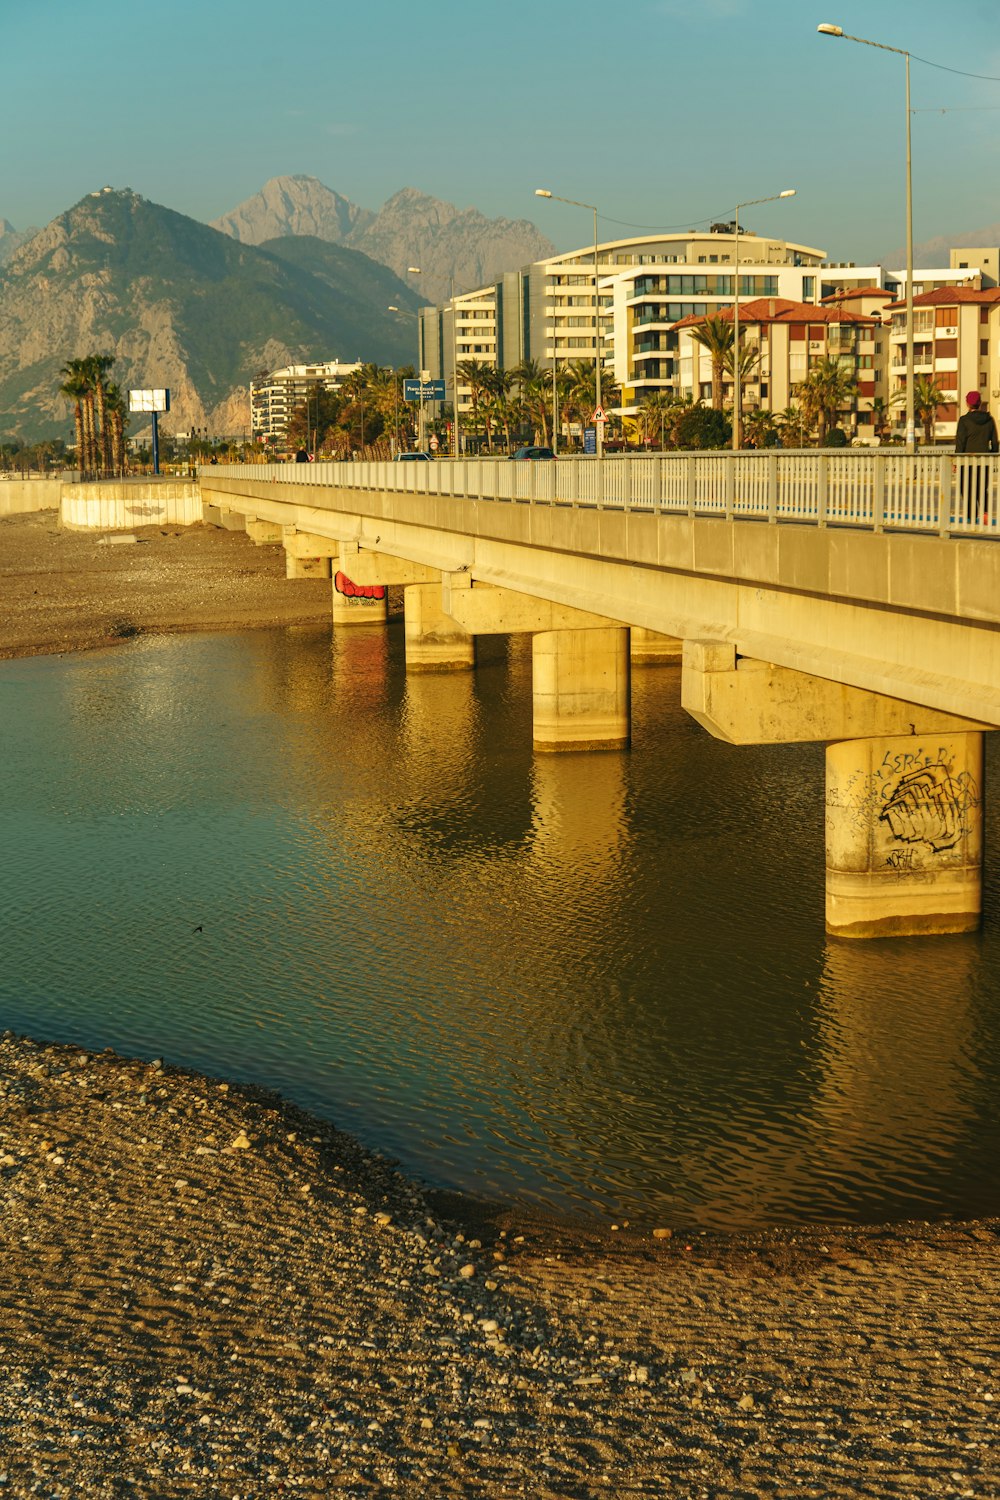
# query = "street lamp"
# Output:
<box><xmin>732</xmin><ymin>189</ymin><xmax>796</xmax><ymax>450</ymax></box>
<box><xmin>536</xmin><ymin>188</ymin><xmax>604</xmax><ymax>456</ymax></box>
<box><xmin>819</xmin><ymin>23</ymin><xmax>915</xmax><ymax>453</ymax></box>
<box><xmin>386</xmin><ymin>316</ymin><xmax>403</xmax><ymax>456</ymax></box>
<box><xmin>407</xmin><ymin>267</ymin><xmax>428</xmax><ymax>451</ymax></box>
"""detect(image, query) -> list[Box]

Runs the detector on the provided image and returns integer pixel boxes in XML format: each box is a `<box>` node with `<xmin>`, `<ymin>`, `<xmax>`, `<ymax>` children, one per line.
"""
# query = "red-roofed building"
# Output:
<box><xmin>670</xmin><ymin>298</ymin><xmax>885</xmax><ymax>440</ymax></box>
<box><xmin>883</xmin><ymin>287</ymin><xmax>1000</xmax><ymax>439</ymax></box>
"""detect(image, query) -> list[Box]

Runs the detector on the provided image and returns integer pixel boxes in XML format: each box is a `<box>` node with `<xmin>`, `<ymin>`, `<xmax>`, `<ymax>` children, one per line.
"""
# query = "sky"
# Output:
<box><xmin>4</xmin><ymin>0</ymin><xmax>1000</xmax><ymax>266</ymax></box>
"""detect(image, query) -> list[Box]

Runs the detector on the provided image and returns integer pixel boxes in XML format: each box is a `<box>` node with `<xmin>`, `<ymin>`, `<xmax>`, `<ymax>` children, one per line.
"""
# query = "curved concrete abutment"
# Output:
<box><xmin>683</xmin><ymin>639</ymin><xmax>991</xmax><ymax>938</ymax></box>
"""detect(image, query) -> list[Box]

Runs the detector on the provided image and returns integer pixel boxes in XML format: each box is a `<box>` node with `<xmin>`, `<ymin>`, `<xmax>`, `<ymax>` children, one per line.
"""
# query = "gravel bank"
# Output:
<box><xmin>0</xmin><ymin>509</ymin><xmax>330</xmax><ymax>659</ymax></box>
<box><xmin>1</xmin><ymin>1034</ymin><xmax>998</xmax><ymax>1498</ymax></box>
<box><xmin>2</xmin><ymin>509</ymin><xmax>999</xmax><ymax>1496</ymax></box>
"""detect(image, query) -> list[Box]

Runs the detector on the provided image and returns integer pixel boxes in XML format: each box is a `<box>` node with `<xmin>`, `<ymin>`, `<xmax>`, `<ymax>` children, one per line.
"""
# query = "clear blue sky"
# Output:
<box><xmin>4</xmin><ymin>0</ymin><xmax>1000</xmax><ymax>264</ymax></box>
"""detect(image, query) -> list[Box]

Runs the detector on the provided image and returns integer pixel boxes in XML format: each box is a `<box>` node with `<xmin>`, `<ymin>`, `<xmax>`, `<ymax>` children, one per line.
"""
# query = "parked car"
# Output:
<box><xmin>510</xmin><ymin>445</ymin><xmax>555</xmax><ymax>460</ymax></box>
<box><xmin>395</xmin><ymin>451</ymin><xmax>431</xmax><ymax>462</ymax></box>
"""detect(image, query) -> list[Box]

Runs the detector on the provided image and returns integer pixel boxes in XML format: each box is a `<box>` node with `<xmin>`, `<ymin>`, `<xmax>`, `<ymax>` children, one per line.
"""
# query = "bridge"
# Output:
<box><xmin>62</xmin><ymin>451</ymin><xmax>1000</xmax><ymax>941</ymax></box>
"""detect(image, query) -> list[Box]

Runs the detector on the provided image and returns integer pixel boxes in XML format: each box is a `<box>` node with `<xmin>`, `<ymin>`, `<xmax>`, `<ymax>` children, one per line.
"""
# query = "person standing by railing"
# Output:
<box><xmin>955</xmin><ymin>391</ymin><xmax>998</xmax><ymax>524</ymax></box>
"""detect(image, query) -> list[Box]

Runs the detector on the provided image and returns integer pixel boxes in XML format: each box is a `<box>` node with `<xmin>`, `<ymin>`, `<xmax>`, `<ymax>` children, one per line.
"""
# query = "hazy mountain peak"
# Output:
<box><xmin>212</xmin><ymin>176</ymin><xmax>555</xmax><ymax>301</ymax></box>
<box><xmin>211</xmin><ymin>175</ymin><xmax>374</xmax><ymax>246</ymax></box>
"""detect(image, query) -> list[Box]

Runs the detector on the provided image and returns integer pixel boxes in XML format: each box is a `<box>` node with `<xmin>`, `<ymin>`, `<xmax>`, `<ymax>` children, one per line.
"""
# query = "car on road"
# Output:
<box><xmin>510</xmin><ymin>445</ymin><xmax>555</xmax><ymax>460</ymax></box>
<box><xmin>395</xmin><ymin>451</ymin><xmax>431</xmax><ymax>461</ymax></box>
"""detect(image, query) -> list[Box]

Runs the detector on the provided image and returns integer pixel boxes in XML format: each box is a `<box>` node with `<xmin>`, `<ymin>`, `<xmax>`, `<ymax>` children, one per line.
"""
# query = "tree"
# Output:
<box><xmin>563</xmin><ymin>360</ymin><xmax>619</xmax><ymax>444</ymax></box>
<box><xmin>513</xmin><ymin>359</ymin><xmax>551</xmax><ymax>445</ymax></box>
<box><xmin>635</xmin><ymin>391</ymin><xmax>679</xmax><ymax>449</ymax></box>
<box><xmin>84</xmin><ymin>353</ymin><xmax>116</xmax><ymax>472</ymax></box>
<box><xmin>776</xmin><ymin>404</ymin><xmax>810</xmax><ymax>448</ymax></box>
<box><xmin>59</xmin><ymin>360</ymin><xmax>90</xmax><ymax>471</ymax></box>
<box><xmin>909</xmin><ymin>374</ymin><xmax>948</xmax><ymax>446</ymax></box>
<box><xmin>722</xmin><ymin>336</ymin><xmax>762</xmax><ymax>445</ymax></box>
<box><xmin>688</xmin><ymin>316</ymin><xmax>734</xmax><ymax>412</ymax></box>
<box><xmin>741</xmin><ymin>408</ymin><xmax>779</xmax><ymax>449</ymax></box>
<box><xmin>674</xmin><ymin>404</ymin><xmax>731</xmax><ymax>450</ymax></box>
<box><xmin>457</xmin><ymin>359</ymin><xmax>494</xmax><ymax>451</ymax></box>
<box><xmin>286</xmin><ymin>383</ymin><xmax>344</xmax><ymax>453</ymax></box>
<box><xmin>796</xmin><ymin>356</ymin><xmax>857</xmax><ymax>445</ymax></box>
<box><xmin>483</xmin><ymin>366</ymin><xmax>516</xmax><ymax>452</ymax></box>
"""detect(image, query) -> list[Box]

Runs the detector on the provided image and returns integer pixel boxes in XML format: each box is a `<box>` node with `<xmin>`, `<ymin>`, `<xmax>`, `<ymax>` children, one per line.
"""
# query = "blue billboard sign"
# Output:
<box><xmin>403</xmin><ymin>379</ymin><xmax>446</xmax><ymax>402</ymax></box>
<box><xmin>583</xmin><ymin>427</ymin><xmax>597</xmax><ymax>454</ymax></box>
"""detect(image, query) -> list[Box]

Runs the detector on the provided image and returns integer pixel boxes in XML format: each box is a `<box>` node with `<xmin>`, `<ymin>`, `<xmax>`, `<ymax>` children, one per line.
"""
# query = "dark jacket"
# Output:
<box><xmin>955</xmin><ymin>406</ymin><xmax>999</xmax><ymax>454</ymax></box>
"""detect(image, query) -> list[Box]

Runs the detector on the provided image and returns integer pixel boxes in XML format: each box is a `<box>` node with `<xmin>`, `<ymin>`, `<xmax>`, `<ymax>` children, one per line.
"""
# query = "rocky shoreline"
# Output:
<box><xmin>1</xmin><ymin>1031</ymin><xmax>998</xmax><ymax>1497</ymax></box>
<box><xmin>2</xmin><ymin>510</ymin><xmax>999</xmax><ymax>1495</ymax></box>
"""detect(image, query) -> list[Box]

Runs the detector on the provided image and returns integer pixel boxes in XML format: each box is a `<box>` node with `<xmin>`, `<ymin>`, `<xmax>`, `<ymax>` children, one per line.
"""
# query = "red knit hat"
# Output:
<box><xmin>966</xmin><ymin>391</ymin><xmax>982</xmax><ymax>408</ymax></box>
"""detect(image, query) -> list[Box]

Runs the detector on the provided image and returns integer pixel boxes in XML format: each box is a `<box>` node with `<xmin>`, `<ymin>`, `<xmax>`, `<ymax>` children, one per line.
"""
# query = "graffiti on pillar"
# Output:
<box><xmin>878</xmin><ymin>761</ymin><xmax>979</xmax><ymax>855</ymax></box>
<box><xmin>334</xmin><ymin>571</ymin><xmax>386</xmax><ymax>605</ymax></box>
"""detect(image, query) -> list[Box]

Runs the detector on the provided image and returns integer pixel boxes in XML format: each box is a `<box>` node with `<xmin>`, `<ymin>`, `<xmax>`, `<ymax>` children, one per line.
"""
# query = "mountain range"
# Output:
<box><xmin>0</xmin><ymin>177</ymin><xmax>553</xmax><ymax>443</ymax></box>
<box><xmin>211</xmin><ymin>175</ymin><xmax>554</xmax><ymax>303</ymax></box>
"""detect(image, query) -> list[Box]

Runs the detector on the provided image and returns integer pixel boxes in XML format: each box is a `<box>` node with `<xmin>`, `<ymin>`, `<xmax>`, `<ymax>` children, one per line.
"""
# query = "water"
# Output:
<box><xmin>2</xmin><ymin>624</ymin><xmax>999</xmax><ymax>1231</ymax></box>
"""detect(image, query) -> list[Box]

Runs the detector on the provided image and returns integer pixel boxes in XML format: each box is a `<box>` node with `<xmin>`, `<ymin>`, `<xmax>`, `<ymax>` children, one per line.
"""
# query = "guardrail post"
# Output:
<box><xmin>656</xmin><ymin>454</ymin><xmax>664</xmax><ymax>514</ymax></box>
<box><xmin>687</xmin><ymin>455</ymin><xmax>696</xmax><ymax>516</ymax></box>
<box><xmin>768</xmin><ymin>451</ymin><xmax>778</xmax><ymax>523</ymax></box>
<box><xmin>622</xmin><ymin>458</ymin><xmax>632</xmax><ymax>511</ymax></box>
<box><xmin>724</xmin><ymin>453</ymin><xmax>734</xmax><ymax>520</ymax></box>
<box><xmin>873</xmin><ymin>453</ymin><xmax>885</xmax><ymax>535</ymax></box>
<box><xmin>817</xmin><ymin>453</ymin><xmax>828</xmax><ymax>529</ymax></box>
<box><xmin>938</xmin><ymin>454</ymin><xmax>952</xmax><ymax>538</ymax></box>
<box><xmin>596</xmin><ymin>456</ymin><xmax>605</xmax><ymax>510</ymax></box>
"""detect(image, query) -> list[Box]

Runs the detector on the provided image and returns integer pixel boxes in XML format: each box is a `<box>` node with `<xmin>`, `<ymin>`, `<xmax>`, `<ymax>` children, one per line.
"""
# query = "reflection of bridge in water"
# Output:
<box><xmin>63</xmin><ymin>453</ymin><xmax>1000</xmax><ymax>938</ymax></box>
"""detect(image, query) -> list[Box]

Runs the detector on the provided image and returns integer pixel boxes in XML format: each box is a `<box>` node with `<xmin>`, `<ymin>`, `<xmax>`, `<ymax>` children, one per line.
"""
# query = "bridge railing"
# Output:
<box><xmin>203</xmin><ymin>451</ymin><xmax>1000</xmax><ymax>538</ymax></box>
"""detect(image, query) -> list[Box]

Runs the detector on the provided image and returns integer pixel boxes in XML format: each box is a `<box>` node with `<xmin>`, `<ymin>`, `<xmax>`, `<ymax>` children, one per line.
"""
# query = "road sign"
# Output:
<box><xmin>592</xmin><ymin>406</ymin><xmax>606</xmax><ymax>422</ymax></box>
<box><xmin>584</xmin><ymin>427</ymin><xmax>597</xmax><ymax>455</ymax></box>
<box><xmin>403</xmin><ymin>379</ymin><xmax>446</xmax><ymax>402</ymax></box>
<box><xmin>429</xmin><ymin>435</ymin><xmax>439</xmax><ymax>450</ymax></box>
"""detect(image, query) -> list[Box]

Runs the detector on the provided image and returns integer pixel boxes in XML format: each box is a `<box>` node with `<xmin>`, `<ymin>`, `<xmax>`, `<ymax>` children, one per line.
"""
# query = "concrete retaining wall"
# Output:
<box><xmin>60</xmin><ymin>482</ymin><xmax>203</xmax><ymax>530</ymax></box>
<box><xmin>0</xmin><ymin>479</ymin><xmax>65</xmax><ymax>517</ymax></box>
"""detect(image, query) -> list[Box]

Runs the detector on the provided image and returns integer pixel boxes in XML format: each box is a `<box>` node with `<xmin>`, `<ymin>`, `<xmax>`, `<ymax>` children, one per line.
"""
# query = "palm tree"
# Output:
<box><xmin>636</xmin><ymin>391</ymin><xmax>677</xmax><ymax>449</ymax></box>
<box><xmin>870</xmin><ymin>396</ymin><xmax>891</xmax><ymax>443</ymax></box>
<box><xmin>722</xmin><ymin>336</ymin><xmax>762</xmax><ymax>446</ymax></box>
<box><xmin>84</xmin><ymin>353</ymin><xmax>116</xmax><ymax>472</ymax></box>
<box><xmin>513</xmin><ymin>358</ymin><xmax>551</xmax><ymax>445</ymax></box>
<box><xmin>59</xmin><ymin>360</ymin><xmax>90</xmax><ymax>471</ymax></box>
<box><xmin>564</xmin><ymin>360</ymin><xmax>619</xmax><ymax>443</ymax></box>
<box><xmin>905</xmin><ymin>375</ymin><xmax>948</xmax><ymax>446</ymax></box>
<box><xmin>483</xmin><ymin>367</ymin><xmax>515</xmax><ymax>452</ymax></box>
<box><xmin>741</xmin><ymin>408</ymin><xmax>778</xmax><ymax>449</ymax></box>
<box><xmin>688</xmin><ymin>316</ymin><xmax>734</xmax><ymax>412</ymax></box>
<box><xmin>104</xmin><ymin>382</ymin><xmax>128</xmax><ymax>472</ymax></box>
<box><xmin>457</xmin><ymin>359</ymin><xmax>493</xmax><ymax>451</ymax></box>
<box><xmin>796</xmin><ymin>356</ymin><xmax>857</xmax><ymax>444</ymax></box>
<box><xmin>776</xmin><ymin>404</ymin><xmax>810</xmax><ymax>448</ymax></box>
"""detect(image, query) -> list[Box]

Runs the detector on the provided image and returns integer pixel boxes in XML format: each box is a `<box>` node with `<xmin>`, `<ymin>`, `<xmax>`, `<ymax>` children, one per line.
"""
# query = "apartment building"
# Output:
<box><xmin>250</xmin><ymin>359</ymin><xmax>362</xmax><ymax>445</ymax></box>
<box><xmin>416</xmin><ymin>235</ymin><xmax>1000</xmax><ymax>439</ymax></box>
<box><xmin>886</xmin><ymin>285</ymin><xmax>1000</xmax><ymax>439</ymax></box>
<box><xmin>671</xmin><ymin>298</ymin><xmax>883</xmax><ymax>435</ymax></box>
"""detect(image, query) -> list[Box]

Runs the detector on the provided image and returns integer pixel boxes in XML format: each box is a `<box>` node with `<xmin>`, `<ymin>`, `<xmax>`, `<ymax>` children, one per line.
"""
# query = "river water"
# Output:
<box><xmin>3</xmin><ymin>624</ymin><xmax>999</xmax><ymax>1231</ymax></box>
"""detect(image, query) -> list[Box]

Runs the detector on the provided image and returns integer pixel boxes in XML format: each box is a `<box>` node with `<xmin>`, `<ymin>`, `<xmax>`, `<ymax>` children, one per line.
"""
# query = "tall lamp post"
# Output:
<box><xmin>406</xmin><ymin>266</ymin><xmax>426</xmax><ymax>450</ymax></box>
<box><xmin>385</xmin><ymin>320</ymin><xmax>403</xmax><ymax>456</ymax></box>
<box><xmin>535</xmin><ymin>189</ymin><xmax>604</xmax><ymax>456</ymax></box>
<box><xmin>818</xmin><ymin>23</ymin><xmax>915</xmax><ymax>453</ymax></box>
<box><xmin>732</xmin><ymin>189</ymin><xmax>796</xmax><ymax>450</ymax></box>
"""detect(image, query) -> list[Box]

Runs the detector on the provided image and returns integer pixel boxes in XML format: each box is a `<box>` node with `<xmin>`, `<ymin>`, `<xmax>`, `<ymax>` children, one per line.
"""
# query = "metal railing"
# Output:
<box><xmin>202</xmin><ymin>451</ymin><xmax>1000</xmax><ymax>538</ymax></box>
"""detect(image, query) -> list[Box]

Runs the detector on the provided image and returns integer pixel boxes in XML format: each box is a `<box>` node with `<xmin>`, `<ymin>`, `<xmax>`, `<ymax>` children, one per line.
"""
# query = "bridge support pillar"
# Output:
<box><xmin>332</xmin><ymin>570</ymin><xmax>388</xmax><ymax>625</ymax></box>
<box><xmin>826</xmin><ymin>733</ymin><xmax>983</xmax><ymax>938</ymax></box>
<box><xmin>286</xmin><ymin>553</ymin><xmax>331</xmax><ymax>580</ymax></box>
<box><xmin>246</xmin><ymin>519</ymin><xmax>282</xmax><ymax>545</ymax></box>
<box><xmin>630</xmin><ymin>627</ymin><xmax>682</xmax><ymax>665</ymax></box>
<box><xmin>403</xmin><ymin>583</ymin><xmax>475</xmax><ymax>672</ymax></box>
<box><xmin>532</xmin><ymin>627</ymin><xmax>630</xmax><ymax>753</ymax></box>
